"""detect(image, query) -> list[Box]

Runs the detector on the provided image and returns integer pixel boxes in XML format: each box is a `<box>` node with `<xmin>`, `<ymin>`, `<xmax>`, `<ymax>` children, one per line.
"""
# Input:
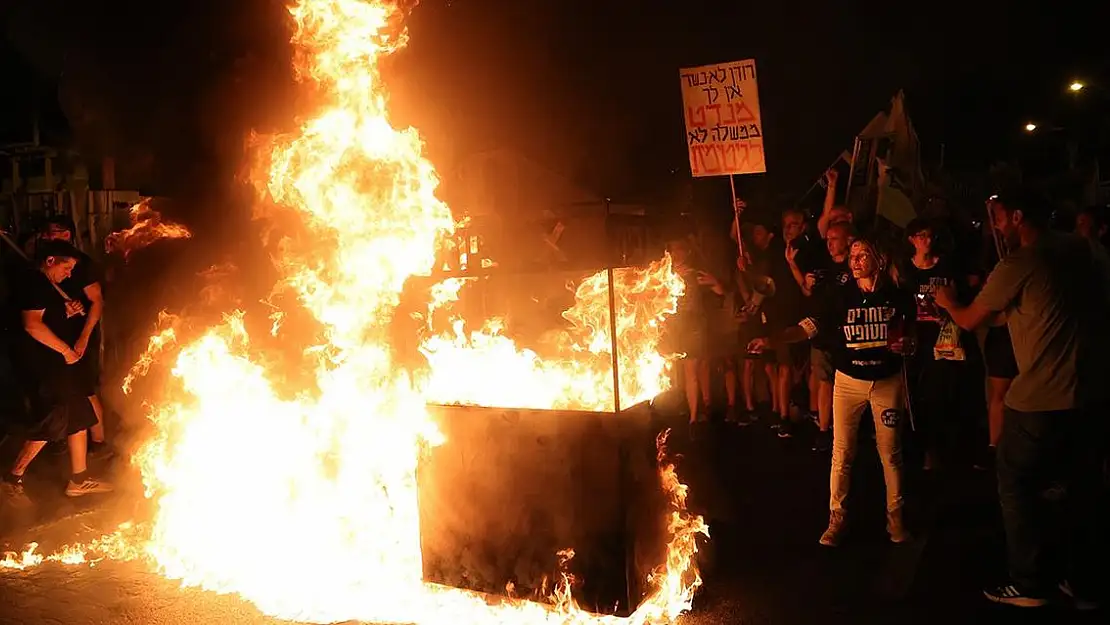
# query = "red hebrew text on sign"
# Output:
<box><xmin>679</xmin><ymin>59</ymin><xmax>766</xmax><ymax>176</ymax></box>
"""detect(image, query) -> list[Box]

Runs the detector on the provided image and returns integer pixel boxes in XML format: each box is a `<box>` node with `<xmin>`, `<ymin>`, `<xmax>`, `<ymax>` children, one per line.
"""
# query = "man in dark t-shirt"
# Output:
<box><xmin>802</xmin><ymin>222</ymin><xmax>854</xmax><ymax>452</ymax></box>
<box><xmin>762</xmin><ymin>208</ymin><xmax>815</xmax><ymax>437</ymax></box>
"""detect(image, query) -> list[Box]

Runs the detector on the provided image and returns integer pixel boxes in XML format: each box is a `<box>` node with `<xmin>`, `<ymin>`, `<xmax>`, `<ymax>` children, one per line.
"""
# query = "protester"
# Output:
<box><xmin>1074</xmin><ymin>205</ymin><xmax>1108</xmax><ymax>244</ymax></box>
<box><xmin>737</xmin><ymin>223</ymin><xmax>778</xmax><ymax>422</ymax></box>
<box><xmin>936</xmin><ymin>188</ymin><xmax>1108</xmax><ymax>609</ymax></box>
<box><xmin>666</xmin><ymin>236</ymin><xmax>712</xmax><ymax>424</ymax></box>
<box><xmin>0</xmin><ymin>239</ymin><xmax>114</xmax><ymax>505</ymax></box>
<box><xmin>704</xmin><ymin>263</ymin><xmax>744</xmax><ymax>423</ymax></box>
<box><xmin>802</xmin><ymin>222</ymin><xmax>854</xmax><ymax>453</ymax></box>
<box><xmin>760</xmin><ymin>209</ymin><xmax>812</xmax><ymax>438</ymax></box>
<box><xmin>900</xmin><ymin>218</ymin><xmax>984</xmax><ymax>470</ymax></box>
<box><xmin>816</xmin><ymin>169</ymin><xmax>852</xmax><ymax>238</ymax></box>
<box><xmin>750</xmin><ymin>236</ymin><xmax>914</xmax><ymax>546</ymax></box>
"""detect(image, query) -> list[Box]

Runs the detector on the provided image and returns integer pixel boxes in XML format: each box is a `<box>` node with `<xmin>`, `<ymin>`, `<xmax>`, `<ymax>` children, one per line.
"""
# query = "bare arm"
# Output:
<box><xmin>749</xmin><ymin>319</ymin><xmax>812</xmax><ymax>352</ymax></box>
<box><xmin>773</xmin><ymin>324</ymin><xmax>811</xmax><ymax>346</ymax></box>
<box><xmin>784</xmin><ymin>245</ymin><xmax>812</xmax><ymax>296</ymax></box>
<box><xmin>943</xmin><ymin>300</ymin><xmax>995</xmax><ymax>331</ymax></box>
<box><xmin>787</xmin><ymin>257</ymin><xmax>811</xmax><ymax>297</ymax></box>
<box><xmin>23</xmin><ymin>310</ymin><xmax>77</xmax><ymax>358</ymax></box>
<box><xmin>817</xmin><ymin>170</ymin><xmax>837</xmax><ymax>238</ymax></box>
<box><xmin>79</xmin><ymin>281</ymin><xmax>104</xmax><ymax>344</ymax></box>
<box><xmin>936</xmin><ymin>254</ymin><xmax>1029</xmax><ymax>331</ymax></box>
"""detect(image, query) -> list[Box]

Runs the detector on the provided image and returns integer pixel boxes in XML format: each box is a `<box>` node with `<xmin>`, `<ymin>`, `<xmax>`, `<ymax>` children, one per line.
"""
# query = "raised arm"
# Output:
<box><xmin>817</xmin><ymin>169</ymin><xmax>838</xmax><ymax>238</ymax></box>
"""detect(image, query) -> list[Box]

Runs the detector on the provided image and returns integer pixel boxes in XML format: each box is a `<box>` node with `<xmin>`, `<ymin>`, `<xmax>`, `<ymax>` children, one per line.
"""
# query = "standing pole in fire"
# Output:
<box><xmin>606</xmin><ymin>199</ymin><xmax>622</xmax><ymax>413</ymax></box>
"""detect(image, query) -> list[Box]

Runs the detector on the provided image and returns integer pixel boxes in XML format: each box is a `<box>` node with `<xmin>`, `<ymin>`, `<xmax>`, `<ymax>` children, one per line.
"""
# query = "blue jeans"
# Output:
<box><xmin>997</xmin><ymin>406</ymin><xmax>1104</xmax><ymax>595</ymax></box>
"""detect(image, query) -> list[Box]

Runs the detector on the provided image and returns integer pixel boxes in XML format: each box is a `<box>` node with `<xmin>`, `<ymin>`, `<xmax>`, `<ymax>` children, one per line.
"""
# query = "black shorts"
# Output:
<box><xmin>17</xmin><ymin>367</ymin><xmax>97</xmax><ymax>442</ymax></box>
<box><xmin>73</xmin><ymin>350</ymin><xmax>100</xmax><ymax>396</ymax></box>
<box><xmin>769</xmin><ymin>341</ymin><xmax>808</xmax><ymax>368</ymax></box>
<box><xmin>984</xmin><ymin>326</ymin><xmax>1018</xmax><ymax>380</ymax></box>
<box><xmin>811</xmin><ymin>347</ymin><xmax>834</xmax><ymax>382</ymax></box>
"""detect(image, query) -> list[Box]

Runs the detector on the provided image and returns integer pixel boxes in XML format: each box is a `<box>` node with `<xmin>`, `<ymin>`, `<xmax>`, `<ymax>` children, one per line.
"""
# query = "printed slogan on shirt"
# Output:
<box><xmin>843</xmin><ymin>305</ymin><xmax>896</xmax><ymax>349</ymax></box>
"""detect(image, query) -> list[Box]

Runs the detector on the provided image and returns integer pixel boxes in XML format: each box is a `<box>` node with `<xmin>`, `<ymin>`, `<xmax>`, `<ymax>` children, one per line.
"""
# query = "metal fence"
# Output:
<box><xmin>0</xmin><ymin>189</ymin><xmax>141</xmax><ymax>257</ymax></box>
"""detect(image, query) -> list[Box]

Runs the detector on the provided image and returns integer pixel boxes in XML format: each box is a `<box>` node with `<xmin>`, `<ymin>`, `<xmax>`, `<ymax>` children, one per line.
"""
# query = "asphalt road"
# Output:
<box><xmin>1</xmin><ymin>409</ymin><xmax>1106</xmax><ymax>625</ymax></box>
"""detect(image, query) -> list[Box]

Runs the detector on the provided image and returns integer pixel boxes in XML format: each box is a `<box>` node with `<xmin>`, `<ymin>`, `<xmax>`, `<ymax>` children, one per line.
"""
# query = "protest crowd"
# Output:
<box><xmin>664</xmin><ymin>166</ymin><xmax>1110</xmax><ymax>609</ymax></box>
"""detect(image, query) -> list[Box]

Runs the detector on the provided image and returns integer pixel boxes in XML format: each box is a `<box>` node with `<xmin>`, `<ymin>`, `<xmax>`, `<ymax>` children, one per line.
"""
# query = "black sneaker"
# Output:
<box><xmin>776</xmin><ymin>420</ymin><xmax>794</xmax><ymax>439</ymax></box>
<box><xmin>983</xmin><ymin>584</ymin><xmax>1048</xmax><ymax>608</ymax></box>
<box><xmin>724</xmin><ymin>405</ymin><xmax>740</xmax><ymax>423</ymax></box>
<box><xmin>973</xmin><ymin>447</ymin><xmax>996</xmax><ymax>471</ymax></box>
<box><xmin>1</xmin><ymin>475</ymin><xmax>33</xmax><ymax>509</ymax></box>
<box><xmin>88</xmin><ymin>441</ymin><xmax>116</xmax><ymax>461</ymax></box>
<box><xmin>1059</xmin><ymin>580</ymin><xmax>1100</xmax><ymax>611</ymax></box>
<box><xmin>812</xmin><ymin>430</ymin><xmax>832</xmax><ymax>452</ymax></box>
<box><xmin>734</xmin><ymin>408</ymin><xmax>756</xmax><ymax>427</ymax></box>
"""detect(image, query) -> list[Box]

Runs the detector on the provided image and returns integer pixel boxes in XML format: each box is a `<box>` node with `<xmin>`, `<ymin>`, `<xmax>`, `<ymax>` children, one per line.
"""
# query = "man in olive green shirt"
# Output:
<box><xmin>937</xmin><ymin>189</ymin><xmax>1108</xmax><ymax>609</ymax></box>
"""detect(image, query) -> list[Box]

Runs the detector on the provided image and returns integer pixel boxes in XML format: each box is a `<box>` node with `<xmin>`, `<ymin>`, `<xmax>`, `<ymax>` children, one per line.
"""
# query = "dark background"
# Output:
<box><xmin>1</xmin><ymin>0</ymin><xmax>1107</xmax><ymax>214</ymax></box>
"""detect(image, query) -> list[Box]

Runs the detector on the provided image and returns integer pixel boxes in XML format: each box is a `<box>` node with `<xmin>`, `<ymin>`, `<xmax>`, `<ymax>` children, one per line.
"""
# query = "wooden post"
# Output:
<box><xmin>728</xmin><ymin>174</ymin><xmax>746</xmax><ymax>264</ymax></box>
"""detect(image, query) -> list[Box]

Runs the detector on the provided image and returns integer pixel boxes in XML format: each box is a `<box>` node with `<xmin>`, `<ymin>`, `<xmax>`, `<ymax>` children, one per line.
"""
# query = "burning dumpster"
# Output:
<box><xmin>419</xmin><ymin>402</ymin><xmax>667</xmax><ymax>615</ymax></box>
<box><xmin>410</xmin><ymin>222</ymin><xmax>683</xmax><ymax>614</ymax></box>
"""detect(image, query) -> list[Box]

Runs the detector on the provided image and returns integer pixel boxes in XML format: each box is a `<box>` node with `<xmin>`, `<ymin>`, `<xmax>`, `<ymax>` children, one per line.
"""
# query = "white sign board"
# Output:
<box><xmin>679</xmin><ymin>59</ymin><xmax>766</xmax><ymax>176</ymax></box>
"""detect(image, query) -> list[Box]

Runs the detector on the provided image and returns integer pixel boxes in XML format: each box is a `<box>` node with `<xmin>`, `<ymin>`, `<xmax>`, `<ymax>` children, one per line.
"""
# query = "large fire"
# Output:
<box><xmin>418</xmin><ymin>255</ymin><xmax>685</xmax><ymax>413</ymax></box>
<box><xmin>1</xmin><ymin>0</ymin><xmax>708</xmax><ymax>622</ymax></box>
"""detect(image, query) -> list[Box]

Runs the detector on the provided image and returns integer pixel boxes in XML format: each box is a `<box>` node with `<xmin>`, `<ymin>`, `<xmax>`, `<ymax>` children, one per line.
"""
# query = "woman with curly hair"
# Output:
<box><xmin>750</xmin><ymin>236</ymin><xmax>915</xmax><ymax>546</ymax></box>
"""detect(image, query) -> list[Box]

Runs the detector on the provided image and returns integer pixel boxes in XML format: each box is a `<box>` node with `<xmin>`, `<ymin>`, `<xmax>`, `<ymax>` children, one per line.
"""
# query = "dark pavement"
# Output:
<box><xmin>1</xmin><ymin>409</ymin><xmax>1107</xmax><ymax>625</ymax></box>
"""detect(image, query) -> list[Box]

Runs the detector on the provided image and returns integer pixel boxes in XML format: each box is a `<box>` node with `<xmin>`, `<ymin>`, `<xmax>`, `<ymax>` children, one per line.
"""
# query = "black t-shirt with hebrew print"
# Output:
<box><xmin>801</xmin><ymin>279</ymin><xmax>915</xmax><ymax>381</ymax></box>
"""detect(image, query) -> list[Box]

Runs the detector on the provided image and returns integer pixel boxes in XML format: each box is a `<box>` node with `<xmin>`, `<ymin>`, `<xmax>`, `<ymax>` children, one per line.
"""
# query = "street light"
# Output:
<box><xmin>1069</xmin><ymin>81</ymin><xmax>1086</xmax><ymax>93</ymax></box>
<box><xmin>1024</xmin><ymin>122</ymin><xmax>1038</xmax><ymax>132</ymax></box>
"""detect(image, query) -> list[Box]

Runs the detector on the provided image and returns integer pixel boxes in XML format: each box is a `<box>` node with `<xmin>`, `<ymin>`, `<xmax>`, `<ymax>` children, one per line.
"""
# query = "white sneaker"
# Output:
<box><xmin>65</xmin><ymin>477</ymin><xmax>114</xmax><ymax>498</ymax></box>
<box><xmin>819</xmin><ymin>511</ymin><xmax>846</xmax><ymax>547</ymax></box>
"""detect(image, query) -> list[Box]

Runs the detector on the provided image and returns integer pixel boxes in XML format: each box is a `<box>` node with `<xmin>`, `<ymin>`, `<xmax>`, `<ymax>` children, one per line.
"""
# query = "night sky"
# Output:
<box><xmin>1</xmin><ymin>0</ymin><xmax>1107</xmax><ymax>211</ymax></box>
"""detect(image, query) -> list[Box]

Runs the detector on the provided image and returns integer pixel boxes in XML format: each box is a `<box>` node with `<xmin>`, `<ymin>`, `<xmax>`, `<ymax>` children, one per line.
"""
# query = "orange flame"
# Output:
<box><xmin>419</xmin><ymin>255</ymin><xmax>685</xmax><ymax>412</ymax></box>
<box><xmin>2</xmin><ymin>1</ymin><xmax>708</xmax><ymax>622</ymax></box>
<box><xmin>104</xmin><ymin>199</ymin><xmax>192</xmax><ymax>259</ymax></box>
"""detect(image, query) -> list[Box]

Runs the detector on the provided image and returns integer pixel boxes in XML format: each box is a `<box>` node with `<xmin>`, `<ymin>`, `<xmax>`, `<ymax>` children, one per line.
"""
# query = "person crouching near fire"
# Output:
<box><xmin>748</xmin><ymin>236</ymin><xmax>915</xmax><ymax>546</ymax></box>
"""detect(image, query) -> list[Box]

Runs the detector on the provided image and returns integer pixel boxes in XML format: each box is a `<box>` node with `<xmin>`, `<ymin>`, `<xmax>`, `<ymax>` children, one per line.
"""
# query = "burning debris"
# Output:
<box><xmin>104</xmin><ymin>198</ymin><xmax>192</xmax><ymax>260</ymax></box>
